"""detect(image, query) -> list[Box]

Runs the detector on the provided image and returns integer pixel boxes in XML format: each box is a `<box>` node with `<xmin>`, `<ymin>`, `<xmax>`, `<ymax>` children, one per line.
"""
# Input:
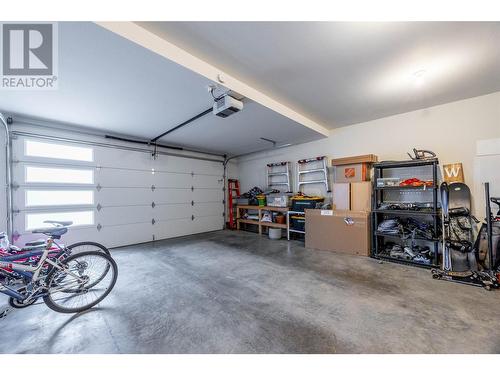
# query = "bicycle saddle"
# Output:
<box><xmin>32</xmin><ymin>227</ymin><xmax>68</xmax><ymax>239</ymax></box>
<box><xmin>44</xmin><ymin>220</ymin><xmax>73</xmax><ymax>227</ymax></box>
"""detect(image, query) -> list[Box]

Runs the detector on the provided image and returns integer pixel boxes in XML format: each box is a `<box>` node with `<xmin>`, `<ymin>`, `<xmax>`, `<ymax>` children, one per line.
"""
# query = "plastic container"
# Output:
<box><xmin>291</xmin><ymin>197</ymin><xmax>324</xmax><ymax>212</ymax></box>
<box><xmin>268</xmin><ymin>228</ymin><xmax>282</xmax><ymax>240</ymax></box>
<box><xmin>291</xmin><ymin>216</ymin><xmax>306</xmax><ymax>231</ymax></box>
<box><xmin>257</xmin><ymin>195</ymin><xmax>266</xmax><ymax>206</ymax></box>
<box><xmin>376</xmin><ymin>177</ymin><xmax>401</xmax><ymax>187</ymax></box>
<box><xmin>275</xmin><ymin>214</ymin><xmax>286</xmax><ymax>224</ymax></box>
<box><xmin>266</xmin><ymin>193</ymin><xmax>292</xmax><ymax>207</ymax></box>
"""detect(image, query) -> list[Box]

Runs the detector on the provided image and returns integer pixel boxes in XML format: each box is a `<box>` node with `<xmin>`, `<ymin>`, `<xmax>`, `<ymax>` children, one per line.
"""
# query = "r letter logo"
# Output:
<box><xmin>1</xmin><ymin>23</ymin><xmax>58</xmax><ymax>89</ymax></box>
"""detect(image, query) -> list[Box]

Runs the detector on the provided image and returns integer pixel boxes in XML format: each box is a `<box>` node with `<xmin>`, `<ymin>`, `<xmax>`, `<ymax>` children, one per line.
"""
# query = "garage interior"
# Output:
<box><xmin>1</xmin><ymin>21</ymin><xmax>500</xmax><ymax>354</ymax></box>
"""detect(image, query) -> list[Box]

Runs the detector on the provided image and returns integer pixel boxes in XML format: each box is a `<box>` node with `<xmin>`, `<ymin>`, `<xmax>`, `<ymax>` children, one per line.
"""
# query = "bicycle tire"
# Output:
<box><xmin>43</xmin><ymin>251</ymin><xmax>118</xmax><ymax>314</ymax></box>
<box><xmin>67</xmin><ymin>241</ymin><xmax>111</xmax><ymax>256</ymax></box>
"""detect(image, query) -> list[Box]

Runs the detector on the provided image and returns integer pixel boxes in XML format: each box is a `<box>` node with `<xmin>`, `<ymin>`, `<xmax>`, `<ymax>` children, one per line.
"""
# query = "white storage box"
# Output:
<box><xmin>266</xmin><ymin>194</ymin><xmax>292</xmax><ymax>207</ymax></box>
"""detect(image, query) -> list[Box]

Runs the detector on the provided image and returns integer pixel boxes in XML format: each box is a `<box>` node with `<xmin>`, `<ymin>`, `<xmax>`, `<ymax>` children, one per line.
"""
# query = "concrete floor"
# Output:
<box><xmin>1</xmin><ymin>230</ymin><xmax>500</xmax><ymax>354</ymax></box>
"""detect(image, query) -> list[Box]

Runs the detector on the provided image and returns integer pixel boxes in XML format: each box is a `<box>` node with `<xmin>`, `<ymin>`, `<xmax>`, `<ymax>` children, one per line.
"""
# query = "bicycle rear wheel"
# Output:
<box><xmin>43</xmin><ymin>251</ymin><xmax>118</xmax><ymax>314</ymax></box>
<box><xmin>65</xmin><ymin>242</ymin><xmax>111</xmax><ymax>288</ymax></box>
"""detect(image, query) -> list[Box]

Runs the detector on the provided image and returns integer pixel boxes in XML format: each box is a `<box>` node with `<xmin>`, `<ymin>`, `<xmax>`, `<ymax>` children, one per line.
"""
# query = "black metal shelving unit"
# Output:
<box><xmin>371</xmin><ymin>158</ymin><xmax>440</xmax><ymax>268</ymax></box>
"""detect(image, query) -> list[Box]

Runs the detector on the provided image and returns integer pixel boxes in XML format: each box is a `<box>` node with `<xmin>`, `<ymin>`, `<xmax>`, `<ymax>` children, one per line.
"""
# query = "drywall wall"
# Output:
<box><xmin>236</xmin><ymin>91</ymin><xmax>500</xmax><ymax>216</ymax></box>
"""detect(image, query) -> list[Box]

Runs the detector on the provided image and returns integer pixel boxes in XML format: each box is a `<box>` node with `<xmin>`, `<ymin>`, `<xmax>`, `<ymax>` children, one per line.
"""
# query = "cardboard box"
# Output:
<box><xmin>305</xmin><ymin>209</ymin><xmax>371</xmax><ymax>256</ymax></box>
<box><xmin>331</xmin><ymin>154</ymin><xmax>378</xmax><ymax>166</ymax></box>
<box><xmin>333</xmin><ymin>183</ymin><xmax>350</xmax><ymax>210</ymax></box>
<box><xmin>331</xmin><ymin>154</ymin><xmax>377</xmax><ymax>183</ymax></box>
<box><xmin>333</xmin><ymin>163</ymin><xmax>372</xmax><ymax>183</ymax></box>
<box><xmin>350</xmin><ymin>182</ymin><xmax>372</xmax><ymax>211</ymax></box>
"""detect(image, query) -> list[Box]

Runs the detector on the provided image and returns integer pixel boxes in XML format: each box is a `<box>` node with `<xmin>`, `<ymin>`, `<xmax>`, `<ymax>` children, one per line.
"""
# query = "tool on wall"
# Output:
<box><xmin>266</xmin><ymin>162</ymin><xmax>292</xmax><ymax>193</ymax></box>
<box><xmin>297</xmin><ymin>156</ymin><xmax>331</xmax><ymax>193</ymax></box>
<box><xmin>407</xmin><ymin>148</ymin><xmax>437</xmax><ymax>161</ymax></box>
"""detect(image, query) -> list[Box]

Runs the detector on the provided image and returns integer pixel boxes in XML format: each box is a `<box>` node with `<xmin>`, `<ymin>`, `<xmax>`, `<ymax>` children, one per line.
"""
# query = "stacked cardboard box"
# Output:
<box><xmin>305</xmin><ymin>154</ymin><xmax>376</xmax><ymax>256</ymax></box>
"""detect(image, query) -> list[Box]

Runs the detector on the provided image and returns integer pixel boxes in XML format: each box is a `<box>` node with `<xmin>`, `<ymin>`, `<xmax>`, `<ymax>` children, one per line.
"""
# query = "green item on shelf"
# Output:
<box><xmin>257</xmin><ymin>195</ymin><xmax>266</xmax><ymax>206</ymax></box>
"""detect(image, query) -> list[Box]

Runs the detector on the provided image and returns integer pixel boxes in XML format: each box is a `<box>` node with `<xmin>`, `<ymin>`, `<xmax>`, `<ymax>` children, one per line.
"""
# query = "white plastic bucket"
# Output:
<box><xmin>268</xmin><ymin>228</ymin><xmax>282</xmax><ymax>240</ymax></box>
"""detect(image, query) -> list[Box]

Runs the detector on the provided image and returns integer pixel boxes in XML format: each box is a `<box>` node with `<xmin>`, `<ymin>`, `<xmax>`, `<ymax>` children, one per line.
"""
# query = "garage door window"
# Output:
<box><xmin>25</xmin><ymin>139</ymin><xmax>94</xmax><ymax>162</ymax></box>
<box><xmin>26</xmin><ymin>190</ymin><xmax>94</xmax><ymax>207</ymax></box>
<box><xmin>22</xmin><ymin>140</ymin><xmax>95</xmax><ymax>230</ymax></box>
<box><xmin>26</xmin><ymin>211</ymin><xmax>94</xmax><ymax>230</ymax></box>
<box><xmin>26</xmin><ymin>166</ymin><xmax>94</xmax><ymax>184</ymax></box>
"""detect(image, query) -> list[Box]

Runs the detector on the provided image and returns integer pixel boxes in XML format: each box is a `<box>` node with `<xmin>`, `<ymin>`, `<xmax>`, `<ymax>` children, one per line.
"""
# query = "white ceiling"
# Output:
<box><xmin>139</xmin><ymin>22</ymin><xmax>500</xmax><ymax>128</ymax></box>
<box><xmin>1</xmin><ymin>22</ymin><xmax>324</xmax><ymax>156</ymax></box>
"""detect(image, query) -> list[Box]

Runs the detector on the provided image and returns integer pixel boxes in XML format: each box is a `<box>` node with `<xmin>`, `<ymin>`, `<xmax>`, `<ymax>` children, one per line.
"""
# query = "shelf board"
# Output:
<box><xmin>375</xmin><ymin>232</ymin><xmax>440</xmax><ymax>242</ymax></box>
<box><xmin>260</xmin><ymin>221</ymin><xmax>287</xmax><ymax>229</ymax></box>
<box><xmin>375</xmin><ymin>254</ymin><xmax>438</xmax><ymax>269</ymax></box>
<box><xmin>237</xmin><ymin>219</ymin><xmax>260</xmax><ymax>225</ymax></box>
<box><xmin>237</xmin><ymin>205</ymin><xmax>288</xmax><ymax>212</ymax></box>
<box><xmin>375</xmin><ymin>185</ymin><xmax>437</xmax><ymax>191</ymax></box>
<box><xmin>288</xmin><ymin>228</ymin><xmax>305</xmax><ymax>234</ymax></box>
<box><xmin>374</xmin><ymin>209</ymin><xmax>439</xmax><ymax>216</ymax></box>
<box><xmin>373</xmin><ymin>159</ymin><xmax>439</xmax><ymax>169</ymax></box>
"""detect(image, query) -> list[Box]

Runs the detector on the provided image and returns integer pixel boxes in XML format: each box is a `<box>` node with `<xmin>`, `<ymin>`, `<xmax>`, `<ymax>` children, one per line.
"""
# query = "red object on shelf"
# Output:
<box><xmin>227</xmin><ymin>179</ymin><xmax>240</xmax><ymax>230</ymax></box>
<box><xmin>399</xmin><ymin>178</ymin><xmax>433</xmax><ymax>187</ymax></box>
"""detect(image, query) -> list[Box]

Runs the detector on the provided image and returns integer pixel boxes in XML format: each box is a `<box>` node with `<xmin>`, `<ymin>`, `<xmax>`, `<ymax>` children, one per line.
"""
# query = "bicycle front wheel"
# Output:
<box><xmin>67</xmin><ymin>241</ymin><xmax>111</xmax><ymax>256</ymax></box>
<box><xmin>43</xmin><ymin>251</ymin><xmax>118</xmax><ymax>314</ymax></box>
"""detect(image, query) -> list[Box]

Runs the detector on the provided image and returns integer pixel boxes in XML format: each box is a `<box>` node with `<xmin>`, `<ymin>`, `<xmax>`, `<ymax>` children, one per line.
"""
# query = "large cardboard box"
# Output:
<box><xmin>332</xmin><ymin>183</ymin><xmax>350</xmax><ymax>210</ymax></box>
<box><xmin>305</xmin><ymin>209</ymin><xmax>371</xmax><ymax>256</ymax></box>
<box><xmin>350</xmin><ymin>182</ymin><xmax>372</xmax><ymax>211</ymax></box>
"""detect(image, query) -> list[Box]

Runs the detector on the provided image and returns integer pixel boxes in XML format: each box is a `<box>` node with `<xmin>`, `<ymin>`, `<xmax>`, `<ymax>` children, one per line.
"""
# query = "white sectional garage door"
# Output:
<box><xmin>10</xmin><ymin>134</ymin><xmax>224</xmax><ymax>248</ymax></box>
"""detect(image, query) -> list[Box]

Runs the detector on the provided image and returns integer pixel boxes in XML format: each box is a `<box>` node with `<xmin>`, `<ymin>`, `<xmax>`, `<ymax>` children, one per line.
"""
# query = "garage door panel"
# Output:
<box><xmin>96</xmin><ymin>188</ymin><xmax>154</xmax><ymax>206</ymax></box>
<box><xmin>154</xmin><ymin>204</ymin><xmax>192</xmax><ymax>221</ymax></box>
<box><xmin>99</xmin><ymin>222</ymin><xmax>153</xmax><ymax>248</ymax></box>
<box><xmin>96</xmin><ymin>168</ymin><xmax>155</xmax><ymax>187</ymax></box>
<box><xmin>94</xmin><ymin>147</ymin><xmax>153</xmax><ymax>170</ymax></box>
<box><xmin>191</xmin><ymin>215</ymin><xmax>223</xmax><ymax>233</ymax></box>
<box><xmin>193</xmin><ymin>202</ymin><xmax>223</xmax><ymax>217</ymax></box>
<box><xmin>192</xmin><ymin>189</ymin><xmax>221</xmax><ymax>202</ymax></box>
<box><xmin>190</xmin><ymin>160</ymin><xmax>224</xmax><ymax>175</ymax></box>
<box><xmin>96</xmin><ymin>206</ymin><xmax>152</xmax><ymax>226</ymax></box>
<box><xmin>154</xmin><ymin>174</ymin><xmax>194</xmax><ymax>189</ymax></box>
<box><xmin>193</xmin><ymin>174</ymin><xmax>224</xmax><ymax>189</ymax></box>
<box><xmin>153</xmin><ymin>189</ymin><xmax>192</xmax><ymax>204</ymax></box>
<box><xmin>154</xmin><ymin>218</ymin><xmax>195</xmax><ymax>240</ymax></box>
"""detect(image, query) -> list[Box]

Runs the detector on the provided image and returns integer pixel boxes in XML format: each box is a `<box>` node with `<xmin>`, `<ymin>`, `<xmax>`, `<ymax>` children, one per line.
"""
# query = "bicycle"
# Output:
<box><xmin>1</xmin><ymin>221</ymin><xmax>112</xmax><ymax>288</ymax></box>
<box><xmin>0</xmin><ymin>221</ymin><xmax>117</xmax><ymax>313</ymax></box>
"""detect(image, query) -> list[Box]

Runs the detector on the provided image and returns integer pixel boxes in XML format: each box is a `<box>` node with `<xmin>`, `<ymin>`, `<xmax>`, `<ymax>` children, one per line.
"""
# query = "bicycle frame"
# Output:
<box><xmin>0</xmin><ymin>238</ymin><xmax>83</xmax><ymax>302</ymax></box>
